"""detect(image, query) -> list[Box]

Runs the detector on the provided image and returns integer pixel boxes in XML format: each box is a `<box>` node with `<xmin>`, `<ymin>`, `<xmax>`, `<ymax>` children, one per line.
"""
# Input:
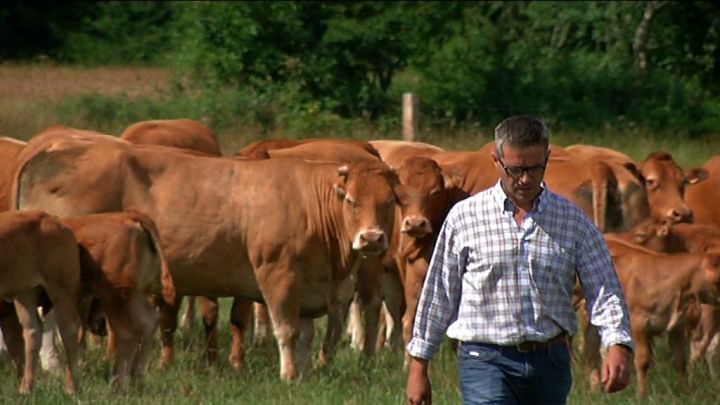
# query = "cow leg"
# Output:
<box><xmin>156</xmin><ymin>297</ymin><xmax>181</xmax><ymax>368</ymax></box>
<box><xmin>106</xmin><ymin>321</ymin><xmax>116</xmax><ymax>363</ymax></box>
<box><xmin>690</xmin><ymin>305</ymin><xmax>720</xmax><ymax>377</ymax></box>
<box><xmin>38</xmin><ymin>309</ymin><xmax>62</xmax><ymax>375</ymax></box>
<box><xmin>197</xmin><ymin>296</ymin><xmax>219</xmax><ymax>365</ymax></box>
<box><xmin>402</xmin><ymin>260</ymin><xmax>427</xmax><ymax>368</ymax></box>
<box><xmin>318</xmin><ymin>306</ymin><xmax>344</xmax><ymax>368</ymax></box>
<box><xmin>582</xmin><ymin>323</ymin><xmax>602</xmax><ymax>392</ymax></box>
<box><xmin>264</xmin><ymin>275</ymin><xmax>301</xmax><ymax>382</ymax></box>
<box><xmin>375</xmin><ymin>302</ymin><xmax>389</xmax><ymax>351</ymax></box>
<box><xmin>633</xmin><ymin>332</ymin><xmax>653</xmax><ymax>398</ymax></box>
<box><xmin>252</xmin><ymin>303</ymin><xmax>272</xmax><ymax>346</ymax></box>
<box><xmin>668</xmin><ymin>325</ymin><xmax>689</xmax><ymax>392</ymax></box>
<box><xmin>179</xmin><ymin>296</ymin><xmax>196</xmax><ymax>330</ymax></box>
<box><xmin>359</xmin><ymin>290</ymin><xmax>381</xmax><ymax>359</ymax></box>
<box><xmin>44</xmin><ymin>288</ymin><xmax>81</xmax><ymax>395</ymax></box>
<box><xmin>295</xmin><ymin>317</ymin><xmax>315</xmax><ymax>377</ymax></box>
<box><xmin>0</xmin><ymin>302</ymin><xmax>25</xmax><ymax>377</ymax></box>
<box><xmin>380</xmin><ymin>268</ymin><xmax>404</xmax><ymax>351</ymax></box>
<box><xmin>346</xmin><ymin>293</ymin><xmax>364</xmax><ymax>351</ymax></box>
<box><xmin>103</xmin><ymin>302</ymin><xmax>135</xmax><ymax>393</ymax></box>
<box><xmin>130</xmin><ymin>296</ymin><xmax>159</xmax><ymax>390</ymax></box>
<box><xmin>13</xmin><ymin>292</ymin><xmax>42</xmax><ymax>395</ymax></box>
<box><xmin>0</xmin><ymin>323</ymin><xmax>5</xmax><ymax>359</ymax></box>
<box><xmin>706</xmin><ymin>332</ymin><xmax>720</xmax><ymax>378</ymax></box>
<box><xmin>228</xmin><ymin>297</ymin><xmax>253</xmax><ymax>371</ymax></box>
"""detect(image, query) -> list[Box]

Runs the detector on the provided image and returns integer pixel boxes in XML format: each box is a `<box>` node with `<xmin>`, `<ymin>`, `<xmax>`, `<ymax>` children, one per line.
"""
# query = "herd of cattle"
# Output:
<box><xmin>1</xmin><ymin>118</ymin><xmax>720</xmax><ymax>398</ymax></box>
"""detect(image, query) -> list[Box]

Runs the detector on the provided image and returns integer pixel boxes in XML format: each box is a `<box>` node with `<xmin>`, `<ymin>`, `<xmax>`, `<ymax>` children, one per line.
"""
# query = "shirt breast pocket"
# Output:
<box><xmin>533</xmin><ymin>244</ymin><xmax>576</xmax><ymax>289</ymax></box>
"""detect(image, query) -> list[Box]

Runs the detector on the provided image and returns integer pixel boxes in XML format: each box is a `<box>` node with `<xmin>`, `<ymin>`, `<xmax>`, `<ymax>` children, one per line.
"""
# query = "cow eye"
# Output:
<box><xmin>345</xmin><ymin>196</ymin><xmax>357</xmax><ymax>207</ymax></box>
<box><xmin>645</xmin><ymin>178</ymin><xmax>658</xmax><ymax>189</ymax></box>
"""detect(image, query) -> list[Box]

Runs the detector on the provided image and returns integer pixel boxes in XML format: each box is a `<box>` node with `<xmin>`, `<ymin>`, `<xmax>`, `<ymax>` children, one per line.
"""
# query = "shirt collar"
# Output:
<box><xmin>491</xmin><ymin>180</ymin><xmax>548</xmax><ymax>214</ymax></box>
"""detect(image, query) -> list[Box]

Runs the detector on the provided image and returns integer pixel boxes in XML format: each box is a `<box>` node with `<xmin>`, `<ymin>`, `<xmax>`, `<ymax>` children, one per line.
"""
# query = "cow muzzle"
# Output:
<box><xmin>401</xmin><ymin>215</ymin><xmax>432</xmax><ymax>238</ymax></box>
<box><xmin>667</xmin><ymin>206</ymin><xmax>693</xmax><ymax>224</ymax></box>
<box><xmin>353</xmin><ymin>228</ymin><xmax>387</xmax><ymax>255</ymax></box>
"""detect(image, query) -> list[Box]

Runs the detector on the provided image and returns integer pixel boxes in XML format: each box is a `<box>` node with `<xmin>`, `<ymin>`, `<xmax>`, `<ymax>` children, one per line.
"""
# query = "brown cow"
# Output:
<box><xmin>369</xmin><ymin>140</ymin><xmax>443</xmax><ymax>165</ymax></box>
<box><xmin>12</xmin><ymin>132</ymin><xmax>399</xmax><ymax>381</ymax></box>
<box><xmin>120</xmin><ymin>118</ymin><xmax>221</xmax><ymax>156</ymax></box>
<box><xmin>563</xmin><ymin>147</ymin><xmax>707</xmax><ymax>227</ymax></box>
<box><xmin>121</xmin><ymin>119</ymin><xmax>223</xmax><ymax>352</ymax></box>
<box><xmin>0</xmin><ymin>137</ymin><xmax>26</xmax><ymax>211</ymax></box>
<box><xmin>0</xmin><ymin>210</ymin><xmax>81</xmax><ymax>394</ymax></box>
<box><xmin>233</xmin><ymin>139</ymin><xmax>385</xmax><ymax>367</ymax></box>
<box><xmin>423</xmin><ymin>141</ymin><xmax>706</xmax><ymax>232</ymax></box>
<box><xmin>0</xmin><ymin>300</ymin><xmax>24</xmax><ymax>377</ymax></box>
<box><xmin>623</xmin><ymin>220</ymin><xmax>720</xmax><ymax>374</ymax></box>
<box><xmin>237</xmin><ymin>138</ymin><xmax>381</xmax><ymax>160</ymax></box>
<box><xmin>586</xmin><ymin>236</ymin><xmax>720</xmax><ymax>397</ymax></box>
<box><xmin>344</xmin><ymin>156</ymin><xmax>455</xmax><ymax>361</ymax></box>
<box><xmin>388</xmin><ymin>156</ymin><xmax>455</xmax><ymax>365</ymax></box>
<box><xmin>564</xmin><ymin>143</ymin><xmax>634</xmax><ymax>163</ymax></box>
<box><xmin>62</xmin><ymin>211</ymin><xmax>175</xmax><ymax>392</ymax></box>
<box><xmin>685</xmin><ymin>155</ymin><xmax>720</xmax><ymax>226</ymax></box>
<box><xmin>263</xmin><ymin>141</ymin><xmax>381</xmax><ymax>163</ymax></box>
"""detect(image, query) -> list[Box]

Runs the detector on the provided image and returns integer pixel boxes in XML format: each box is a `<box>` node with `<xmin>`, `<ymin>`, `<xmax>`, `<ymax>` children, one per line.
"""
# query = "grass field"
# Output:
<box><xmin>1</xmin><ymin>64</ymin><xmax>720</xmax><ymax>404</ymax></box>
<box><xmin>2</xmin><ymin>298</ymin><xmax>720</xmax><ymax>404</ymax></box>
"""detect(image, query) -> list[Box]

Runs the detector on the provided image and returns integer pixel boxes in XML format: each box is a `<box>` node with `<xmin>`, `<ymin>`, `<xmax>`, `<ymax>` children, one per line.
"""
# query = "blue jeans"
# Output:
<box><xmin>457</xmin><ymin>341</ymin><xmax>572</xmax><ymax>405</ymax></box>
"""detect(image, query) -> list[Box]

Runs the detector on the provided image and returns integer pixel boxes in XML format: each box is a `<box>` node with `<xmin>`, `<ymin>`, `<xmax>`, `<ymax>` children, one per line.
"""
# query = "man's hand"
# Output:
<box><xmin>601</xmin><ymin>344</ymin><xmax>632</xmax><ymax>393</ymax></box>
<box><xmin>407</xmin><ymin>357</ymin><xmax>432</xmax><ymax>405</ymax></box>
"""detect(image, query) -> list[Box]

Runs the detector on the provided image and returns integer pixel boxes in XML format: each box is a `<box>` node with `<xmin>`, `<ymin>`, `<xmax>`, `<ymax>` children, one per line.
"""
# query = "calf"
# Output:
<box><xmin>63</xmin><ymin>211</ymin><xmax>175</xmax><ymax>392</ymax></box>
<box><xmin>0</xmin><ymin>210</ymin><xmax>81</xmax><ymax>395</ymax></box>
<box><xmin>586</xmin><ymin>236</ymin><xmax>720</xmax><ymax>397</ymax></box>
<box><xmin>628</xmin><ymin>220</ymin><xmax>720</xmax><ymax>373</ymax></box>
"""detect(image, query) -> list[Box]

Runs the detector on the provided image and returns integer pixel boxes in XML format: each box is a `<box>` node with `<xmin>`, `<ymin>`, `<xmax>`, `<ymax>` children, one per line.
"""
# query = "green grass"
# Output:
<box><xmin>2</xmin><ymin>298</ymin><xmax>720</xmax><ymax>404</ymax></box>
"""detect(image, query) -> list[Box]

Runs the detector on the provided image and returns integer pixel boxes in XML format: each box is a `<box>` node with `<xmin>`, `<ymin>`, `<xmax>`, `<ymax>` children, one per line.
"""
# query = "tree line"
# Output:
<box><xmin>3</xmin><ymin>1</ymin><xmax>719</xmax><ymax>135</ymax></box>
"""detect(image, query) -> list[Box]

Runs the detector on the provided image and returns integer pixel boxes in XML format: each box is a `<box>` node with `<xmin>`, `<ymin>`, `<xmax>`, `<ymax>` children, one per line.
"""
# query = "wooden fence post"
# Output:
<box><xmin>402</xmin><ymin>92</ymin><xmax>418</xmax><ymax>141</ymax></box>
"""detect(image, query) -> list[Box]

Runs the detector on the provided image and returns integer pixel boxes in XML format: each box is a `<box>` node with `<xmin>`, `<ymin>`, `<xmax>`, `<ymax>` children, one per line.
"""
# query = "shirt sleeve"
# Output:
<box><xmin>406</xmin><ymin>208</ymin><xmax>464</xmax><ymax>360</ymax></box>
<box><xmin>576</xmin><ymin>224</ymin><xmax>634</xmax><ymax>350</ymax></box>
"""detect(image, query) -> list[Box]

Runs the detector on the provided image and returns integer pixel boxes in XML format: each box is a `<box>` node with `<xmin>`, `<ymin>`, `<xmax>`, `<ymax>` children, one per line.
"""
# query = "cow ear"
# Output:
<box><xmin>334</xmin><ymin>183</ymin><xmax>347</xmax><ymax>199</ymax></box>
<box><xmin>685</xmin><ymin>168</ymin><xmax>709</xmax><ymax>185</ymax></box>
<box><xmin>622</xmin><ymin>162</ymin><xmax>643</xmax><ymax>182</ymax></box>
<box><xmin>441</xmin><ymin>170</ymin><xmax>463</xmax><ymax>190</ymax></box>
<box><xmin>337</xmin><ymin>164</ymin><xmax>350</xmax><ymax>180</ymax></box>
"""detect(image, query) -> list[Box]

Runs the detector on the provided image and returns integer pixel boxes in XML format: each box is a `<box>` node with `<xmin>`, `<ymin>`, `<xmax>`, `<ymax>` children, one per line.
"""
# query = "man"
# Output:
<box><xmin>406</xmin><ymin>116</ymin><xmax>633</xmax><ymax>404</ymax></box>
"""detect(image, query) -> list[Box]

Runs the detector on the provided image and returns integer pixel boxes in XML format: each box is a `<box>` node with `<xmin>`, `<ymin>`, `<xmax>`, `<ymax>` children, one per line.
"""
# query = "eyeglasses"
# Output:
<box><xmin>498</xmin><ymin>159</ymin><xmax>547</xmax><ymax>179</ymax></box>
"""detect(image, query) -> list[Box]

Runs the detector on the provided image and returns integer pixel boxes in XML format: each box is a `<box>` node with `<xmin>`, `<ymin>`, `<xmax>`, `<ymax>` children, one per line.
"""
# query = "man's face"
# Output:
<box><xmin>492</xmin><ymin>144</ymin><xmax>548</xmax><ymax>208</ymax></box>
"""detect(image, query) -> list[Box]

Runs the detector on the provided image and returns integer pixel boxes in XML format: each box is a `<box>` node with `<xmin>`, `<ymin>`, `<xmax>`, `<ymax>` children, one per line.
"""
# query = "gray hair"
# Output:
<box><xmin>494</xmin><ymin>116</ymin><xmax>550</xmax><ymax>158</ymax></box>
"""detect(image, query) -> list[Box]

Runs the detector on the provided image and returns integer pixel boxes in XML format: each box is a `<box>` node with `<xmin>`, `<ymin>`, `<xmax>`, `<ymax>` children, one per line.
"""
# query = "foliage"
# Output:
<box><xmin>2</xmin><ymin>1</ymin><xmax>720</xmax><ymax>136</ymax></box>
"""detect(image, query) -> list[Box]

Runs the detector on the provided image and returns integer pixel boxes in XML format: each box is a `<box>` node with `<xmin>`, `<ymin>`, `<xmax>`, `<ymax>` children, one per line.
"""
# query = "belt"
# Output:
<box><xmin>512</xmin><ymin>333</ymin><xmax>568</xmax><ymax>353</ymax></box>
<box><xmin>464</xmin><ymin>333</ymin><xmax>568</xmax><ymax>354</ymax></box>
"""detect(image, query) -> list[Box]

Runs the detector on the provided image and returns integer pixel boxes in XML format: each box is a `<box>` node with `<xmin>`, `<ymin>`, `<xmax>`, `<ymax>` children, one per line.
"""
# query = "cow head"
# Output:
<box><xmin>333</xmin><ymin>160</ymin><xmax>398</xmax><ymax>256</ymax></box>
<box><xmin>394</xmin><ymin>157</ymin><xmax>450</xmax><ymax>239</ymax></box>
<box><xmin>624</xmin><ymin>152</ymin><xmax>709</xmax><ymax>224</ymax></box>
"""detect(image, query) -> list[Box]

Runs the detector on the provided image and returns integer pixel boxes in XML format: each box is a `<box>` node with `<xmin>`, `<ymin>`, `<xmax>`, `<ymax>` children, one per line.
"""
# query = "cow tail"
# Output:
<box><xmin>589</xmin><ymin>161</ymin><xmax>615</xmax><ymax>233</ymax></box>
<box><xmin>127</xmin><ymin>209</ymin><xmax>176</xmax><ymax>305</ymax></box>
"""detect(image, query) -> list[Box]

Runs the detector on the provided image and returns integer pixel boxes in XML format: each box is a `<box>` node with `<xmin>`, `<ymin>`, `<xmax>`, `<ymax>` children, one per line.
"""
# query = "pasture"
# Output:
<box><xmin>1</xmin><ymin>64</ymin><xmax>720</xmax><ymax>404</ymax></box>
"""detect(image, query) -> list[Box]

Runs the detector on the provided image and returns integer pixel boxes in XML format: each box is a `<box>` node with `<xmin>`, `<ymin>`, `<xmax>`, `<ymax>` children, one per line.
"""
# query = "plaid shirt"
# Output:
<box><xmin>407</xmin><ymin>181</ymin><xmax>633</xmax><ymax>360</ymax></box>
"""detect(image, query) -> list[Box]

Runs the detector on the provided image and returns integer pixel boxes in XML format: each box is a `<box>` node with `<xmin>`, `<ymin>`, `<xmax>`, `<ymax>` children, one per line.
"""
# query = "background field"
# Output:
<box><xmin>1</xmin><ymin>63</ymin><xmax>719</xmax><ymax>404</ymax></box>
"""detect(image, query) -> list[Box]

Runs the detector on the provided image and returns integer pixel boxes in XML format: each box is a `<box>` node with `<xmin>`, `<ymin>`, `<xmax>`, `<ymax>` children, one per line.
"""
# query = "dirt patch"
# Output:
<box><xmin>0</xmin><ymin>63</ymin><xmax>171</xmax><ymax>102</ymax></box>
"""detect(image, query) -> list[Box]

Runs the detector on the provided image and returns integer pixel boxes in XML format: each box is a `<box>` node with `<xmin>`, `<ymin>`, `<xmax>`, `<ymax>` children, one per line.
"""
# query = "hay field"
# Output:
<box><xmin>0</xmin><ymin>63</ymin><xmax>170</xmax><ymax>139</ymax></box>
